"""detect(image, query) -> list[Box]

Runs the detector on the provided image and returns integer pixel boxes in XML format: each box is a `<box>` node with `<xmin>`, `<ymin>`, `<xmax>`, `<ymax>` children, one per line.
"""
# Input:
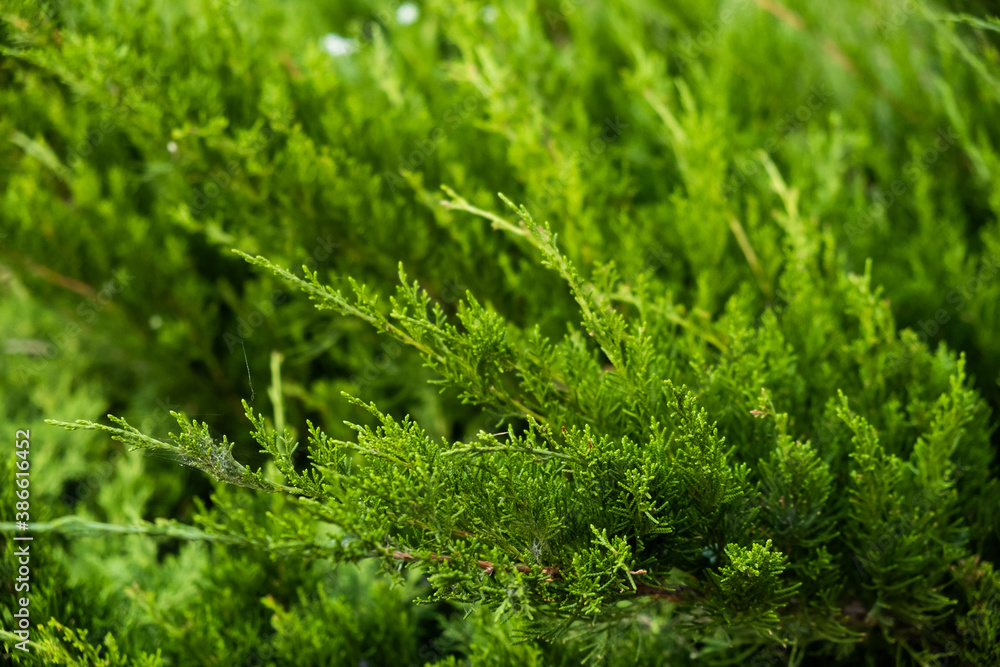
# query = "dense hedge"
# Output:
<box><xmin>2</xmin><ymin>0</ymin><xmax>1000</xmax><ymax>665</ymax></box>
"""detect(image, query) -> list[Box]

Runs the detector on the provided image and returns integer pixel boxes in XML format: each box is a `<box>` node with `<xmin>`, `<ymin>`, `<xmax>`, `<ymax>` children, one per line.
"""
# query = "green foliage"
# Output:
<box><xmin>2</xmin><ymin>0</ymin><xmax>1000</xmax><ymax>664</ymax></box>
<box><xmin>0</xmin><ymin>620</ymin><xmax>163</xmax><ymax>667</ymax></box>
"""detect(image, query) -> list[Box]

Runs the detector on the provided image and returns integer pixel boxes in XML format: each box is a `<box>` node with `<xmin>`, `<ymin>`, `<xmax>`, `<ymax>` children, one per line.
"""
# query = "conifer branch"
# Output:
<box><xmin>380</xmin><ymin>546</ymin><xmax>705</xmax><ymax>601</ymax></box>
<box><xmin>45</xmin><ymin>415</ymin><xmax>300</xmax><ymax>494</ymax></box>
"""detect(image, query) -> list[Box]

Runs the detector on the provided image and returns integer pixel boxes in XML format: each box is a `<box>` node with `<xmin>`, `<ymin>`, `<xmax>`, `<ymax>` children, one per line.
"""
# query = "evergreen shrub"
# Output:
<box><xmin>2</xmin><ymin>0</ymin><xmax>1000</xmax><ymax>664</ymax></box>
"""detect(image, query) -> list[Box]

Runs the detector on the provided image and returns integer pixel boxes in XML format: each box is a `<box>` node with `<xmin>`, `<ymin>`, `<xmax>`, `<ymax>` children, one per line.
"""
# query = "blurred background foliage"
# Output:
<box><xmin>1</xmin><ymin>0</ymin><xmax>999</xmax><ymax>664</ymax></box>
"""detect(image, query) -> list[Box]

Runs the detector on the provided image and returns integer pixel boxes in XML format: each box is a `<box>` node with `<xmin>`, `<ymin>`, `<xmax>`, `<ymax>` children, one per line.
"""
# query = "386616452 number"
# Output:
<box><xmin>15</xmin><ymin>430</ymin><xmax>30</xmax><ymax>518</ymax></box>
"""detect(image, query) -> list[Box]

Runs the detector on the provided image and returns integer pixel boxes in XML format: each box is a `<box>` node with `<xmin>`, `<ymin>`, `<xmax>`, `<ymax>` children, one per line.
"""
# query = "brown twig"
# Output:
<box><xmin>5</xmin><ymin>252</ymin><xmax>96</xmax><ymax>297</ymax></box>
<box><xmin>754</xmin><ymin>0</ymin><xmax>858</xmax><ymax>75</ymax></box>
<box><xmin>385</xmin><ymin>547</ymin><xmax>706</xmax><ymax>599</ymax></box>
